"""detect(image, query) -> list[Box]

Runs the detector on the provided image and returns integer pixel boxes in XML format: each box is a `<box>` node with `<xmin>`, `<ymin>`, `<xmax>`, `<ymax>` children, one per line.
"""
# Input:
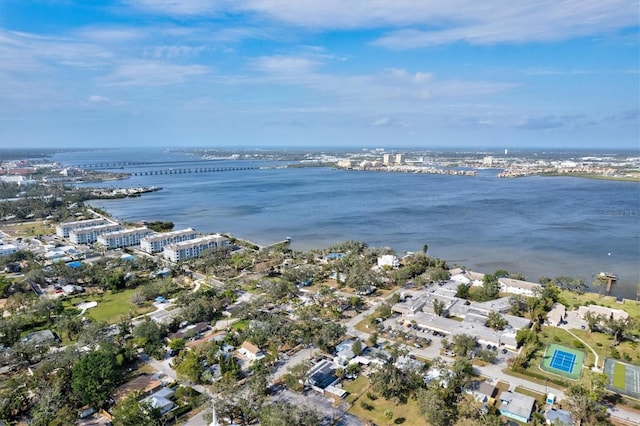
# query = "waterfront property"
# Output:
<box><xmin>162</xmin><ymin>234</ymin><xmax>229</xmax><ymax>262</ymax></box>
<box><xmin>69</xmin><ymin>223</ymin><xmax>123</xmax><ymax>244</ymax></box>
<box><xmin>96</xmin><ymin>227</ymin><xmax>154</xmax><ymax>249</ymax></box>
<box><xmin>140</xmin><ymin>228</ymin><xmax>198</xmax><ymax>254</ymax></box>
<box><xmin>577</xmin><ymin>305</ymin><xmax>629</xmax><ymax>321</ymax></box>
<box><xmin>540</xmin><ymin>344</ymin><xmax>584</xmax><ymax>380</ymax></box>
<box><xmin>55</xmin><ymin>218</ymin><xmax>109</xmax><ymax>238</ymax></box>
<box><xmin>392</xmin><ymin>286</ymin><xmax>530</xmax><ymax>349</ymax></box>
<box><xmin>497</xmin><ymin>277</ymin><xmax>542</xmax><ymax>296</ymax></box>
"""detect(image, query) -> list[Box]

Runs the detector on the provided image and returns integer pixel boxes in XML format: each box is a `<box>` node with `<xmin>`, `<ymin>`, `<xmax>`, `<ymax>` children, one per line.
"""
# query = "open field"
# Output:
<box><xmin>62</xmin><ymin>289</ymin><xmax>154</xmax><ymax>323</ymax></box>
<box><xmin>343</xmin><ymin>376</ymin><xmax>428</xmax><ymax>426</ymax></box>
<box><xmin>569</xmin><ymin>329</ymin><xmax>639</xmax><ymax>367</ymax></box>
<box><xmin>0</xmin><ymin>220</ymin><xmax>54</xmax><ymax>237</ymax></box>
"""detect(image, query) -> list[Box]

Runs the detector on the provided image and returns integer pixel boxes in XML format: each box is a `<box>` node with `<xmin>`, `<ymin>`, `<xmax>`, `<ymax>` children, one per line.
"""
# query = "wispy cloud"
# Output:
<box><xmin>100</xmin><ymin>60</ymin><xmax>209</xmax><ymax>86</ymax></box>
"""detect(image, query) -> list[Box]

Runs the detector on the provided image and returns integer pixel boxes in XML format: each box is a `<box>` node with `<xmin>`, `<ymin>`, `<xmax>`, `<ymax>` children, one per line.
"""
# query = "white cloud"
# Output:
<box><xmin>371</xmin><ymin>117</ymin><xmax>391</xmax><ymax>127</ymax></box>
<box><xmin>252</xmin><ymin>55</ymin><xmax>320</xmax><ymax>75</ymax></box>
<box><xmin>88</xmin><ymin>95</ymin><xmax>110</xmax><ymax>103</ymax></box>
<box><xmin>100</xmin><ymin>60</ymin><xmax>209</xmax><ymax>86</ymax></box>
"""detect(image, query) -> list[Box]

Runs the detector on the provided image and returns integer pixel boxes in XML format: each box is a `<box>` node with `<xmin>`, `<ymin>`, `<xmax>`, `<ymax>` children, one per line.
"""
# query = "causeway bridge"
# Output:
<box><xmin>130</xmin><ymin>166</ymin><xmax>260</xmax><ymax>176</ymax></box>
<box><xmin>73</xmin><ymin>160</ymin><xmax>234</xmax><ymax>170</ymax></box>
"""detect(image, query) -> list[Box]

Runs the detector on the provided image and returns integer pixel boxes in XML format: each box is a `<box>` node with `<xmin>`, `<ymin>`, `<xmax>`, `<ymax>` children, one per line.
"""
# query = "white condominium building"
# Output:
<box><xmin>163</xmin><ymin>234</ymin><xmax>229</xmax><ymax>262</ymax></box>
<box><xmin>97</xmin><ymin>227</ymin><xmax>154</xmax><ymax>250</ymax></box>
<box><xmin>56</xmin><ymin>218</ymin><xmax>109</xmax><ymax>238</ymax></box>
<box><xmin>69</xmin><ymin>224</ymin><xmax>123</xmax><ymax>245</ymax></box>
<box><xmin>140</xmin><ymin>228</ymin><xmax>198</xmax><ymax>254</ymax></box>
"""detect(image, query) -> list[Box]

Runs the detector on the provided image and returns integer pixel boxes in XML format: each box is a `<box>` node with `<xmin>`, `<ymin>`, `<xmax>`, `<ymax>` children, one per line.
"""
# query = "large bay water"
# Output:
<box><xmin>52</xmin><ymin>148</ymin><xmax>640</xmax><ymax>299</ymax></box>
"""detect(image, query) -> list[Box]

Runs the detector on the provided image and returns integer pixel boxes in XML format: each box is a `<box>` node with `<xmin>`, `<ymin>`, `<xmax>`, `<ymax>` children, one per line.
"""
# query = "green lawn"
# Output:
<box><xmin>568</xmin><ymin>329</ymin><xmax>639</xmax><ymax>367</ymax></box>
<box><xmin>613</xmin><ymin>363</ymin><xmax>627</xmax><ymax>389</ymax></box>
<box><xmin>62</xmin><ymin>289</ymin><xmax>154</xmax><ymax>323</ymax></box>
<box><xmin>345</xmin><ymin>376</ymin><xmax>428</xmax><ymax>426</ymax></box>
<box><xmin>231</xmin><ymin>319</ymin><xmax>250</xmax><ymax>331</ymax></box>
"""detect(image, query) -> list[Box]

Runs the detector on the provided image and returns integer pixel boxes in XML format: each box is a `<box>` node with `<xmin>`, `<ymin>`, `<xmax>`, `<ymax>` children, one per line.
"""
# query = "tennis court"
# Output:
<box><xmin>604</xmin><ymin>358</ymin><xmax>640</xmax><ymax>399</ymax></box>
<box><xmin>541</xmin><ymin>343</ymin><xmax>584</xmax><ymax>380</ymax></box>
<box><xmin>550</xmin><ymin>349</ymin><xmax>576</xmax><ymax>373</ymax></box>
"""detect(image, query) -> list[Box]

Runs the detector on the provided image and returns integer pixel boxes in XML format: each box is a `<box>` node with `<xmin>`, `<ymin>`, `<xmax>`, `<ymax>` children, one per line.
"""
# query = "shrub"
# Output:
<box><xmin>611</xmin><ymin>347</ymin><xmax>621</xmax><ymax>359</ymax></box>
<box><xmin>553</xmin><ymin>336</ymin><xmax>561</xmax><ymax>342</ymax></box>
<box><xmin>596</xmin><ymin>342</ymin><xmax>603</xmax><ymax>347</ymax></box>
<box><xmin>572</xmin><ymin>340</ymin><xmax>585</xmax><ymax>349</ymax></box>
<box><xmin>366</xmin><ymin>392</ymin><xmax>378</xmax><ymax>400</ymax></box>
<box><xmin>360</xmin><ymin>401</ymin><xmax>374</xmax><ymax>411</ymax></box>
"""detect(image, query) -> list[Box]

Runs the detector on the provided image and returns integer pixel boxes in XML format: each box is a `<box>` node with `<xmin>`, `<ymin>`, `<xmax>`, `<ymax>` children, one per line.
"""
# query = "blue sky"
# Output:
<box><xmin>0</xmin><ymin>0</ymin><xmax>638</xmax><ymax>149</ymax></box>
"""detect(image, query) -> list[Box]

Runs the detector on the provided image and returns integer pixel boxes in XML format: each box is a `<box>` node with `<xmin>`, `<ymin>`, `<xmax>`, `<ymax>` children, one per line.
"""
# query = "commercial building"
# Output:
<box><xmin>97</xmin><ymin>227</ymin><xmax>154</xmax><ymax>250</ymax></box>
<box><xmin>163</xmin><ymin>234</ymin><xmax>229</xmax><ymax>262</ymax></box>
<box><xmin>56</xmin><ymin>218</ymin><xmax>109</xmax><ymax>238</ymax></box>
<box><xmin>69</xmin><ymin>224</ymin><xmax>123</xmax><ymax>244</ymax></box>
<box><xmin>140</xmin><ymin>228</ymin><xmax>197</xmax><ymax>254</ymax></box>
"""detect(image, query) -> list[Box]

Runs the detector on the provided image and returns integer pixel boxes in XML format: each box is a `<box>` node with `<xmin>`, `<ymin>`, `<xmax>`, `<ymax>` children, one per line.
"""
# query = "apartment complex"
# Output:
<box><xmin>140</xmin><ymin>228</ymin><xmax>198</xmax><ymax>254</ymax></box>
<box><xmin>163</xmin><ymin>234</ymin><xmax>229</xmax><ymax>262</ymax></box>
<box><xmin>97</xmin><ymin>227</ymin><xmax>154</xmax><ymax>250</ymax></box>
<box><xmin>69</xmin><ymin>223</ymin><xmax>123</xmax><ymax>244</ymax></box>
<box><xmin>56</xmin><ymin>218</ymin><xmax>109</xmax><ymax>238</ymax></box>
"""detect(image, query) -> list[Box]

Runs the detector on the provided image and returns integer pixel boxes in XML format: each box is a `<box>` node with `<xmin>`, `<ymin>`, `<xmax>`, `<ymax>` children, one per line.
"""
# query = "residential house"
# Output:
<box><xmin>465</xmin><ymin>381</ymin><xmax>497</xmax><ymax>403</ymax></box>
<box><xmin>544</xmin><ymin>408</ymin><xmax>573</xmax><ymax>425</ymax></box>
<box><xmin>499</xmin><ymin>391</ymin><xmax>535</xmax><ymax>423</ymax></box>
<box><xmin>112</xmin><ymin>375</ymin><xmax>162</xmax><ymax>403</ymax></box>
<box><xmin>577</xmin><ymin>305</ymin><xmax>629</xmax><ymax>321</ymax></box>
<box><xmin>546</xmin><ymin>302</ymin><xmax>566</xmax><ymax>326</ymax></box>
<box><xmin>307</xmin><ymin>359</ymin><xmax>339</xmax><ymax>393</ymax></box>
<box><xmin>143</xmin><ymin>388</ymin><xmax>175</xmax><ymax>415</ymax></box>
<box><xmin>377</xmin><ymin>254</ymin><xmax>400</xmax><ymax>268</ymax></box>
<box><xmin>238</xmin><ymin>341</ymin><xmax>264</xmax><ymax>361</ymax></box>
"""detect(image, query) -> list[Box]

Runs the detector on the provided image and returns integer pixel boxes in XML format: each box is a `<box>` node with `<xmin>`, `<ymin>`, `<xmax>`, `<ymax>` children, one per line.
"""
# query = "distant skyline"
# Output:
<box><xmin>0</xmin><ymin>1</ymin><xmax>638</xmax><ymax>149</ymax></box>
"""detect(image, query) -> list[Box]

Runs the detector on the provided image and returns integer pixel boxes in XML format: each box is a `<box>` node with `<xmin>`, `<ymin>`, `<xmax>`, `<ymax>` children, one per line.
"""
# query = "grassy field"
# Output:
<box><xmin>0</xmin><ymin>220</ymin><xmax>54</xmax><ymax>237</ymax></box>
<box><xmin>613</xmin><ymin>363</ymin><xmax>627</xmax><ymax>389</ymax></box>
<box><xmin>62</xmin><ymin>289</ymin><xmax>154</xmax><ymax>323</ymax></box>
<box><xmin>568</xmin><ymin>329</ymin><xmax>639</xmax><ymax>367</ymax></box>
<box><xmin>343</xmin><ymin>376</ymin><xmax>428</xmax><ymax>426</ymax></box>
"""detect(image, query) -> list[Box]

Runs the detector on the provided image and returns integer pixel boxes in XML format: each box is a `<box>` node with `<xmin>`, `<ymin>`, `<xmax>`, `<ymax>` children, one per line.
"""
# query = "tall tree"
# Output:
<box><xmin>71</xmin><ymin>347</ymin><xmax>121</xmax><ymax>408</ymax></box>
<box><xmin>111</xmin><ymin>391</ymin><xmax>163</xmax><ymax>426</ymax></box>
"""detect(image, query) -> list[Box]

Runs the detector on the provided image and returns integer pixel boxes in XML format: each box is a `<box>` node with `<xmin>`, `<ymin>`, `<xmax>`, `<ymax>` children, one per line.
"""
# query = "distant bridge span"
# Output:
<box><xmin>131</xmin><ymin>166</ymin><xmax>261</xmax><ymax>176</ymax></box>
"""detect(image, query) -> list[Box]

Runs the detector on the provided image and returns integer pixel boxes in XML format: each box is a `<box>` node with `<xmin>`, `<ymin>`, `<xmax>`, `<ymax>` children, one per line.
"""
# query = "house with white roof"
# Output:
<box><xmin>498</xmin><ymin>277</ymin><xmax>542</xmax><ymax>296</ymax></box>
<box><xmin>578</xmin><ymin>305</ymin><xmax>629</xmax><ymax>321</ymax></box>
<box><xmin>377</xmin><ymin>254</ymin><xmax>399</xmax><ymax>268</ymax></box>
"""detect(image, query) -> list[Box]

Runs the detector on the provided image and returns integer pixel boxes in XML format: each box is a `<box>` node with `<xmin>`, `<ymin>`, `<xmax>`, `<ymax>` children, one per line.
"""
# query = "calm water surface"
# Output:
<box><xmin>53</xmin><ymin>149</ymin><xmax>640</xmax><ymax>298</ymax></box>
